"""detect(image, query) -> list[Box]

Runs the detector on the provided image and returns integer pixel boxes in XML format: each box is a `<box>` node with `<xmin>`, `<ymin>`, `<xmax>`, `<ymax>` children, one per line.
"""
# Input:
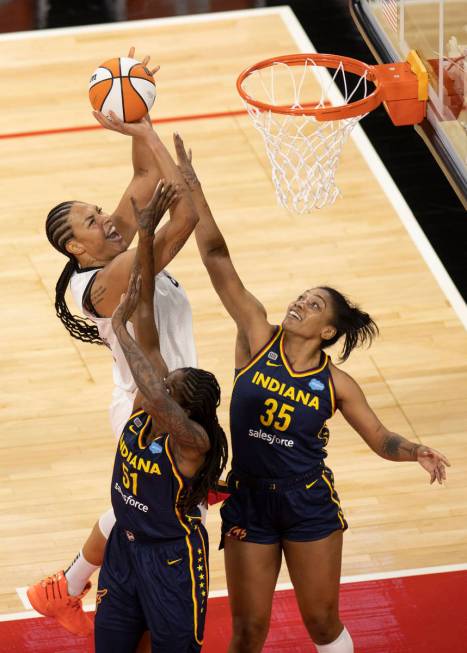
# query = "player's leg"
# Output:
<box><xmin>27</xmin><ymin>507</ymin><xmax>115</xmax><ymax>635</ymax></box>
<box><xmin>224</xmin><ymin>538</ymin><xmax>282</xmax><ymax>653</ymax></box>
<box><xmin>27</xmin><ymin>391</ymin><xmax>126</xmax><ymax>633</ymax></box>
<box><xmin>95</xmin><ymin>527</ymin><xmax>146</xmax><ymax>652</ymax></box>
<box><xmin>283</xmin><ymin>531</ymin><xmax>353</xmax><ymax>652</ymax></box>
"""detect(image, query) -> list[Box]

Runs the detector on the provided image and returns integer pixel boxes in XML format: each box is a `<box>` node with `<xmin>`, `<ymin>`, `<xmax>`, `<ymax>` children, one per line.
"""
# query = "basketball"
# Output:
<box><xmin>89</xmin><ymin>57</ymin><xmax>156</xmax><ymax>122</ymax></box>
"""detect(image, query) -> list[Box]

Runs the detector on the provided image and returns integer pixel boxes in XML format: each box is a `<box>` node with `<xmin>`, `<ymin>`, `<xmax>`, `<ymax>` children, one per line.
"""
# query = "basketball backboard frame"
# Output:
<box><xmin>350</xmin><ymin>0</ymin><xmax>467</xmax><ymax>208</ymax></box>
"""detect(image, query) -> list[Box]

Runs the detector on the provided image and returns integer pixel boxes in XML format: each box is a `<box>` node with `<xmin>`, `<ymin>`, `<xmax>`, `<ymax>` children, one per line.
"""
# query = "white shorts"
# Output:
<box><xmin>109</xmin><ymin>386</ymin><xmax>136</xmax><ymax>440</ymax></box>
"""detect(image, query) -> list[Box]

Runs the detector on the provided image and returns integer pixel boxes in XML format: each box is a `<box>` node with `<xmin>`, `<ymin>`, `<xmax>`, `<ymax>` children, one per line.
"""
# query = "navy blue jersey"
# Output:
<box><xmin>111</xmin><ymin>410</ymin><xmax>200</xmax><ymax>540</ymax></box>
<box><xmin>230</xmin><ymin>326</ymin><xmax>336</xmax><ymax>478</ymax></box>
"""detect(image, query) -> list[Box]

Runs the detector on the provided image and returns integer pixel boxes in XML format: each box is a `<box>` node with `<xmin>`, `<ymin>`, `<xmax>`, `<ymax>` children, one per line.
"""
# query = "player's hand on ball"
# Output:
<box><xmin>416</xmin><ymin>446</ymin><xmax>451</xmax><ymax>484</ymax></box>
<box><xmin>174</xmin><ymin>133</ymin><xmax>200</xmax><ymax>190</ymax></box>
<box><xmin>131</xmin><ymin>180</ymin><xmax>178</xmax><ymax>237</ymax></box>
<box><xmin>112</xmin><ymin>268</ymin><xmax>142</xmax><ymax>327</ymax></box>
<box><xmin>128</xmin><ymin>46</ymin><xmax>160</xmax><ymax>76</ymax></box>
<box><xmin>92</xmin><ymin>110</ymin><xmax>154</xmax><ymax>139</ymax></box>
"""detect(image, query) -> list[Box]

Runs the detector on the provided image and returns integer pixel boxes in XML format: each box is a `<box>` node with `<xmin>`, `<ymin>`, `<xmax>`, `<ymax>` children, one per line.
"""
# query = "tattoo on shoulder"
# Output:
<box><xmin>91</xmin><ymin>285</ymin><xmax>107</xmax><ymax>306</ymax></box>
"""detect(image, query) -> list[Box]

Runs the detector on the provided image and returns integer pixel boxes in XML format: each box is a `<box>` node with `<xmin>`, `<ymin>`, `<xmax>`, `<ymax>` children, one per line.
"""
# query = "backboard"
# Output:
<box><xmin>351</xmin><ymin>0</ymin><xmax>466</xmax><ymax>207</ymax></box>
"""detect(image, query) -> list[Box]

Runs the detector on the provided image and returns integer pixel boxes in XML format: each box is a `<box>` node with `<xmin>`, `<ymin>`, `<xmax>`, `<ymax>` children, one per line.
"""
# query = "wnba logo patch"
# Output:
<box><xmin>149</xmin><ymin>440</ymin><xmax>163</xmax><ymax>455</ymax></box>
<box><xmin>96</xmin><ymin>589</ymin><xmax>108</xmax><ymax>606</ymax></box>
<box><xmin>226</xmin><ymin>526</ymin><xmax>247</xmax><ymax>540</ymax></box>
<box><xmin>309</xmin><ymin>378</ymin><xmax>325</xmax><ymax>392</ymax></box>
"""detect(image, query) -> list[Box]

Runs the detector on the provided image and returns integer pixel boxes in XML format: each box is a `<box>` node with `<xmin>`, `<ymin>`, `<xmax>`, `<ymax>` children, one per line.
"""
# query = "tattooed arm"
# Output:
<box><xmin>111</xmin><ymin>270</ymin><xmax>210</xmax><ymax>455</ymax></box>
<box><xmin>331</xmin><ymin>365</ymin><xmax>450</xmax><ymax>484</ymax></box>
<box><xmin>130</xmin><ymin>181</ymin><xmax>178</xmax><ymax>365</ymax></box>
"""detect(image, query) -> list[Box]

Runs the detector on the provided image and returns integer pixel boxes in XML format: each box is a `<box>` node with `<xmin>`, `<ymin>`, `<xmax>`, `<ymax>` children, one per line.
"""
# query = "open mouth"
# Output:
<box><xmin>106</xmin><ymin>224</ymin><xmax>122</xmax><ymax>241</ymax></box>
<box><xmin>288</xmin><ymin>309</ymin><xmax>302</xmax><ymax>321</ymax></box>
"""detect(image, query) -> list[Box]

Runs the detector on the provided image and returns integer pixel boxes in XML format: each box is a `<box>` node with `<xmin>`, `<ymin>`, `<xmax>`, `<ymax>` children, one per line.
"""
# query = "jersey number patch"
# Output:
<box><xmin>122</xmin><ymin>463</ymin><xmax>138</xmax><ymax>495</ymax></box>
<box><xmin>259</xmin><ymin>398</ymin><xmax>295</xmax><ymax>432</ymax></box>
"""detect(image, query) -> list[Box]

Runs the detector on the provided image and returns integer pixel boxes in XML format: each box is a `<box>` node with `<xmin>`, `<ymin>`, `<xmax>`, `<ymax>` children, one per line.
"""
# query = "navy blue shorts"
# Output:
<box><xmin>95</xmin><ymin>524</ymin><xmax>209</xmax><ymax>653</ymax></box>
<box><xmin>220</xmin><ymin>466</ymin><xmax>347</xmax><ymax>547</ymax></box>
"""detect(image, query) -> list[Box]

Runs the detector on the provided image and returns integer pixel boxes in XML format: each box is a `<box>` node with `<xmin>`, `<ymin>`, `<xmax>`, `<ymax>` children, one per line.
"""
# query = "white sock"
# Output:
<box><xmin>64</xmin><ymin>550</ymin><xmax>99</xmax><ymax>597</ymax></box>
<box><xmin>314</xmin><ymin>627</ymin><xmax>354</xmax><ymax>653</ymax></box>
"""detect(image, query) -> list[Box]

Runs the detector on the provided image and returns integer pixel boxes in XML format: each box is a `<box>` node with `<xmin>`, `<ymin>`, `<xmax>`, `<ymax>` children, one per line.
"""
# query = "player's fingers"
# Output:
<box><xmin>441</xmin><ymin>464</ymin><xmax>447</xmax><ymax>481</ymax></box>
<box><xmin>142</xmin><ymin>55</ymin><xmax>150</xmax><ymax>66</ymax></box>
<box><xmin>92</xmin><ymin>111</ymin><xmax>110</xmax><ymax>128</ymax></box>
<box><xmin>128</xmin><ymin>46</ymin><xmax>136</xmax><ymax>58</ymax></box>
<box><xmin>173</xmin><ymin>132</ymin><xmax>182</xmax><ymax>154</ymax></box>
<box><xmin>108</xmin><ymin>110</ymin><xmax>125</xmax><ymax>128</ymax></box>
<box><xmin>173</xmin><ymin>132</ymin><xmax>187</xmax><ymax>158</ymax></box>
<box><xmin>150</xmin><ymin>64</ymin><xmax>160</xmax><ymax>75</ymax></box>
<box><xmin>150</xmin><ymin>179</ymin><xmax>165</xmax><ymax>207</ymax></box>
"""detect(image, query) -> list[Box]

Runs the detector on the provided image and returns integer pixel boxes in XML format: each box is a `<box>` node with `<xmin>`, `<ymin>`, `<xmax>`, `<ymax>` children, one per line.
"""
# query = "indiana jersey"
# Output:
<box><xmin>111</xmin><ymin>410</ymin><xmax>200</xmax><ymax>540</ymax></box>
<box><xmin>230</xmin><ymin>326</ymin><xmax>336</xmax><ymax>478</ymax></box>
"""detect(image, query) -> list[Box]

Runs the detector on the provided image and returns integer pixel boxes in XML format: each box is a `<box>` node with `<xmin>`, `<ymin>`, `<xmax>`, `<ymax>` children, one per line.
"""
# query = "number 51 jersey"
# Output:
<box><xmin>111</xmin><ymin>410</ymin><xmax>200</xmax><ymax>540</ymax></box>
<box><xmin>230</xmin><ymin>326</ymin><xmax>336</xmax><ymax>479</ymax></box>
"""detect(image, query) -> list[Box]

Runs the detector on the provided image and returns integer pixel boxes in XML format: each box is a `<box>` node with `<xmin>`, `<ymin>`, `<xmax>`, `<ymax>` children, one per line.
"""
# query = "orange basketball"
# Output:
<box><xmin>89</xmin><ymin>57</ymin><xmax>156</xmax><ymax>122</ymax></box>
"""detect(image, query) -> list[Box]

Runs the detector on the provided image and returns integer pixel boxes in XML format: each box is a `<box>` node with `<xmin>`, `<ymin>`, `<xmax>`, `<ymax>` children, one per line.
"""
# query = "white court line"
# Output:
<box><xmin>9</xmin><ymin>561</ymin><xmax>467</xmax><ymax>621</ymax></box>
<box><xmin>0</xmin><ymin>6</ymin><xmax>464</xmax><ymax>325</ymax></box>
<box><xmin>279</xmin><ymin>5</ymin><xmax>467</xmax><ymax>330</ymax></box>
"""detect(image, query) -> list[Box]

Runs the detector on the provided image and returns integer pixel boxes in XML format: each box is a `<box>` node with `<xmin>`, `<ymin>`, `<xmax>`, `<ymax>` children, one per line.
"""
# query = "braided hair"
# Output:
<box><xmin>176</xmin><ymin>367</ymin><xmax>228</xmax><ymax>514</ymax></box>
<box><xmin>46</xmin><ymin>201</ymin><xmax>103</xmax><ymax>345</ymax></box>
<box><xmin>320</xmin><ymin>286</ymin><xmax>379</xmax><ymax>361</ymax></box>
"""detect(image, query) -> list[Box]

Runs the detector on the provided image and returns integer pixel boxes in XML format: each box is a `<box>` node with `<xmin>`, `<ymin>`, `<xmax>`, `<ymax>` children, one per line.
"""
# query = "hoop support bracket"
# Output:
<box><xmin>371</xmin><ymin>50</ymin><xmax>428</xmax><ymax>126</ymax></box>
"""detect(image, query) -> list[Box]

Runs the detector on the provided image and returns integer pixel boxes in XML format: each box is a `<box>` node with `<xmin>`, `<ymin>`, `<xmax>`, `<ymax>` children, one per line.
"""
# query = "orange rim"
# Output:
<box><xmin>236</xmin><ymin>53</ymin><xmax>383</xmax><ymax>121</ymax></box>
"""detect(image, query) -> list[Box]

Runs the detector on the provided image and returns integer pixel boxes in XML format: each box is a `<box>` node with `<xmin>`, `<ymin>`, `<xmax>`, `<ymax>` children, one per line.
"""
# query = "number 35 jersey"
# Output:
<box><xmin>230</xmin><ymin>326</ymin><xmax>336</xmax><ymax>478</ymax></box>
<box><xmin>111</xmin><ymin>410</ymin><xmax>200</xmax><ymax>540</ymax></box>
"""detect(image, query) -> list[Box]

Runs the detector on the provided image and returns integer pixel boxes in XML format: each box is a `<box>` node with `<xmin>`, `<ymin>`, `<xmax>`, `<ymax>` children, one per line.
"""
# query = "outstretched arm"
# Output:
<box><xmin>88</xmin><ymin>123</ymin><xmax>199</xmax><ymax>317</ymax></box>
<box><xmin>174</xmin><ymin>134</ymin><xmax>273</xmax><ymax>363</ymax></box>
<box><xmin>332</xmin><ymin>366</ymin><xmax>451</xmax><ymax>484</ymax></box>
<box><xmin>130</xmin><ymin>180</ymin><xmax>178</xmax><ymax>372</ymax></box>
<box><xmin>111</xmin><ymin>272</ymin><xmax>209</xmax><ymax>455</ymax></box>
<box><xmin>106</xmin><ymin>48</ymin><xmax>162</xmax><ymax>245</ymax></box>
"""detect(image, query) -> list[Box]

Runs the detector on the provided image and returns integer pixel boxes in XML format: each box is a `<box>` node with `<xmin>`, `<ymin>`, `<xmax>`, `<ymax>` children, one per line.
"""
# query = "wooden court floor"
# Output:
<box><xmin>0</xmin><ymin>8</ymin><xmax>466</xmax><ymax>615</ymax></box>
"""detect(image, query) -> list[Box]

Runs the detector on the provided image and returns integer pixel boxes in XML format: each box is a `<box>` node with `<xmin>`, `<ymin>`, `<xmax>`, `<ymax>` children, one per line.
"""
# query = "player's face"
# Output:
<box><xmin>282</xmin><ymin>288</ymin><xmax>335</xmax><ymax>341</ymax></box>
<box><xmin>165</xmin><ymin>370</ymin><xmax>188</xmax><ymax>409</ymax></box>
<box><xmin>66</xmin><ymin>202</ymin><xmax>127</xmax><ymax>261</ymax></box>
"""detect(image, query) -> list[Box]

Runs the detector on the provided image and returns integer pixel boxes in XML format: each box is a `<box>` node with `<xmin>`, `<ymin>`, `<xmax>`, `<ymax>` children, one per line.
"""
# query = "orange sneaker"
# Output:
<box><xmin>27</xmin><ymin>570</ymin><xmax>93</xmax><ymax>636</ymax></box>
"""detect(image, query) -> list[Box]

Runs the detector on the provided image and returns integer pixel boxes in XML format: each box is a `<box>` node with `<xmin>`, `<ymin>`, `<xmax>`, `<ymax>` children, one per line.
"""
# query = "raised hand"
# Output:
<box><xmin>130</xmin><ymin>179</ymin><xmax>178</xmax><ymax>237</ymax></box>
<box><xmin>416</xmin><ymin>446</ymin><xmax>451</xmax><ymax>484</ymax></box>
<box><xmin>173</xmin><ymin>133</ymin><xmax>200</xmax><ymax>190</ymax></box>
<box><xmin>92</xmin><ymin>109</ymin><xmax>155</xmax><ymax>139</ymax></box>
<box><xmin>111</xmin><ymin>267</ymin><xmax>142</xmax><ymax>329</ymax></box>
<box><xmin>127</xmin><ymin>46</ymin><xmax>160</xmax><ymax>76</ymax></box>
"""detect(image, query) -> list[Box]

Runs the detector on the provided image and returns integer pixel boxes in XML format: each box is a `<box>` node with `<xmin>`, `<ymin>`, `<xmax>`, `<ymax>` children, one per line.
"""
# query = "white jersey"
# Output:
<box><xmin>70</xmin><ymin>267</ymin><xmax>197</xmax><ymax>435</ymax></box>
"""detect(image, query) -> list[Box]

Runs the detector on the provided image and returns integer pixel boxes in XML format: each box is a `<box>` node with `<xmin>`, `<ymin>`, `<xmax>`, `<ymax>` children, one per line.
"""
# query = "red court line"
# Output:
<box><xmin>0</xmin><ymin>109</ymin><xmax>248</xmax><ymax>141</ymax></box>
<box><xmin>2</xmin><ymin>570</ymin><xmax>466</xmax><ymax>652</ymax></box>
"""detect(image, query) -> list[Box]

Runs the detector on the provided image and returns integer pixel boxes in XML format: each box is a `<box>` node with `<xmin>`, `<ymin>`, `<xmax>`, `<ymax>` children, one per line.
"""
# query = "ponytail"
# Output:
<box><xmin>46</xmin><ymin>201</ymin><xmax>103</xmax><ymax>345</ymax></box>
<box><xmin>176</xmin><ymin>367</ymin><xmax>228</xmax><ymax>514</ymax></box>
<box><xmin>321</xmin><ymin>286</ymin><xmax>378</xmax><ymax>361</ymax></box>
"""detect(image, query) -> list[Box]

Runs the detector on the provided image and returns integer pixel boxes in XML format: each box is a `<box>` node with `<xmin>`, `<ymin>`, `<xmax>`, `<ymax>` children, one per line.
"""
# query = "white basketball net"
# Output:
<box><xmin>241</xmin><ymin>58</ymin><xmax>371</xmax><ymax>213</ymax></box>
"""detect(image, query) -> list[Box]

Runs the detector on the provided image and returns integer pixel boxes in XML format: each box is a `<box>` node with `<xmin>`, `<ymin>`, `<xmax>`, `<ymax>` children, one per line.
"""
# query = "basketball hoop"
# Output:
<box><xmin>237</xmin><ymin>52</ymin><xmax>428</xmax><ymax>212</ymax></box>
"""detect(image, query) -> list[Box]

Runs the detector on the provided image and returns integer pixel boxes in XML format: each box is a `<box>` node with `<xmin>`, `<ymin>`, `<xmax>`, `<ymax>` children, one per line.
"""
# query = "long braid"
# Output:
<box><xmin>46</xmin><ymin>201</ymin><xmax>103</xmax><ymax>345</ymax></box>
<box><xmin>177</xmin><ymin>367</ymin><xmax>228</xmax><ymax>513</ymax></box>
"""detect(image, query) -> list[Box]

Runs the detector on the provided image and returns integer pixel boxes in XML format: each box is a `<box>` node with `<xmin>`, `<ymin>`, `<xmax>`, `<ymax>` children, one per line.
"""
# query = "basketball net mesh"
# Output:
<box><xmin>241</xmin><ymin>58</ymin><xmax>371</xmax><ymax>212</ymax></box>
